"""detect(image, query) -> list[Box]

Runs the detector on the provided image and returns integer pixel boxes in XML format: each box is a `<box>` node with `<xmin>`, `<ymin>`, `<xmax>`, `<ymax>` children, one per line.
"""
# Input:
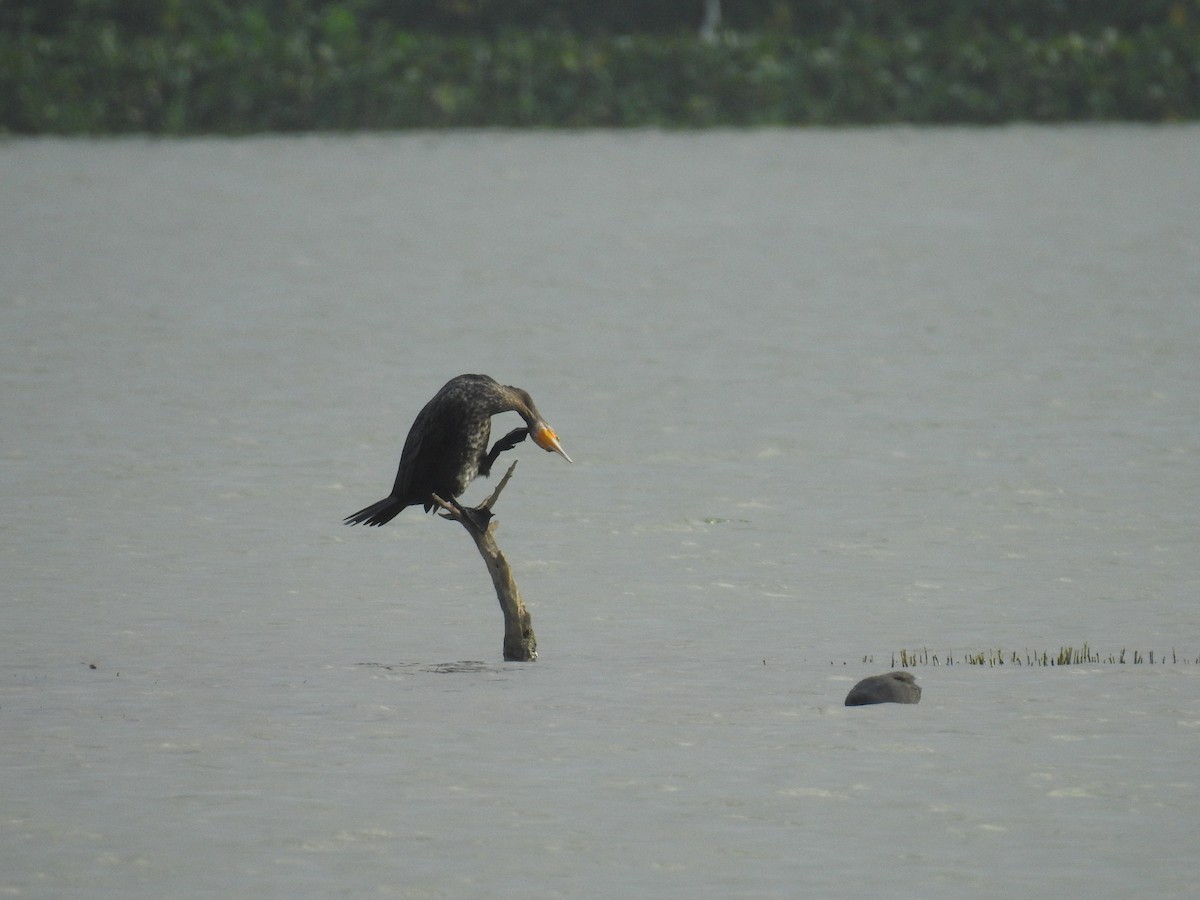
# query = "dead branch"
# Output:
<box><xmin>432</xmin><ymin>461</ymin><xmax>537</xmax><ymax>661</ymax></box>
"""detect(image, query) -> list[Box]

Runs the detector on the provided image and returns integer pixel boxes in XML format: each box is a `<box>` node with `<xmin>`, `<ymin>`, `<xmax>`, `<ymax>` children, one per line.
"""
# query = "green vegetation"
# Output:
<box><xmin>2</xmin><ymin>1</ymin><xmax>1198</xmax><ymax>132</ymax></box>
<box><xmin>875</xmin><ymin>645</ymin><xmax>1199</xmax><ymax>667</ymax></box>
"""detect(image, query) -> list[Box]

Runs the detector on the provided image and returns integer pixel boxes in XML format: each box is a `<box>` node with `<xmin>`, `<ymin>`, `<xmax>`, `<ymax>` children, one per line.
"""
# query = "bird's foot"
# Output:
<box><xmin>459</xmin><ymin>503</ymin><xmax>494</xmax><ymax>531</ymax></box>
<box><xmin>439</xmin><ymin>496</ymin><xmax>493</xmax><ymax>531</ymax></box>
<box><xmin>480</xmin><ymin>427</ymin><xmax>529</xmax><ymax>477</ymax></box>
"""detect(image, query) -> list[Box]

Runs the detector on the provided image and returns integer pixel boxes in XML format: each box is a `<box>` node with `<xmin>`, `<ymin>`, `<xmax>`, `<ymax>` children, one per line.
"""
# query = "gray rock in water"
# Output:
<box><xmin>845</xmin><ymin>671</ymin><xmax>922</xmax><ymax>706</ymax></box>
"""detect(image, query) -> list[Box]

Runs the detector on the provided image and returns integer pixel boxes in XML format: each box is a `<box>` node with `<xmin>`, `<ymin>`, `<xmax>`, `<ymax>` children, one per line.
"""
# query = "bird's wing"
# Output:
<box><xmin>389</xmin><ymin>395</ymin><xmax>441</xmax><ymax>500</ymax></box>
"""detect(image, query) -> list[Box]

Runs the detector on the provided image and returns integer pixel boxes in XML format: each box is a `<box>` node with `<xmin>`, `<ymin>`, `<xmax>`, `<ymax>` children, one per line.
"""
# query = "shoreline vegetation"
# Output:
<box><xmin>2</xmin><ymin>1</ymin><xmax>1198</xmax><ymax>133</ymax></box>
<box><xmin>875</xmin><ymin>646</ymin><xmax>1200</xmax><ymax>667</ymax></box>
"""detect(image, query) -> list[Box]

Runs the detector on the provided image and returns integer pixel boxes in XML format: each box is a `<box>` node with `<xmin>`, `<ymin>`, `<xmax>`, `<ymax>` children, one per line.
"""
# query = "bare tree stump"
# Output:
<box><xmin>432</xmin><ymin>461</ymin><xmax>537</xmax><ymax>662</ymax></box>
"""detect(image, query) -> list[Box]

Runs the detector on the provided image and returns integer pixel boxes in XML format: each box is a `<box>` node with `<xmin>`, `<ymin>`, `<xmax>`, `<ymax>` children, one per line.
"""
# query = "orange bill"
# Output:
<box><xmin>532</xmin><ymin>424</ymin><xmax>572</xmax><ymax>462</ymax></box>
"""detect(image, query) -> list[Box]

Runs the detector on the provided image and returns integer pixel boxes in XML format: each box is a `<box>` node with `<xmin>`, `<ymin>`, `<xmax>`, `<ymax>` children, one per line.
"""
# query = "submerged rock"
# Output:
<box><xmin>845</xmin><ymin>671</ymin><xmax>922</xmax><ymax>706</ymax></box>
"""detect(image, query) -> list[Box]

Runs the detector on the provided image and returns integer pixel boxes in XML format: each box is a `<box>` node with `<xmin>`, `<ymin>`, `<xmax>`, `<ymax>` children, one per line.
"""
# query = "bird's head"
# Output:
<box><xmin>531</xmin><ymin>423</ymin><xmax>572</xmax><ymax>463</ymax></box>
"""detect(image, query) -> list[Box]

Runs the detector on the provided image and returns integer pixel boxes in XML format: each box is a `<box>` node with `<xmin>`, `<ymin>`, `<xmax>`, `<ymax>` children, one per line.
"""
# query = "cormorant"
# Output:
<box><xmin>344</xmin><ymin>374</ymin><xmax>571</xmax><ymax>527</ymax></box>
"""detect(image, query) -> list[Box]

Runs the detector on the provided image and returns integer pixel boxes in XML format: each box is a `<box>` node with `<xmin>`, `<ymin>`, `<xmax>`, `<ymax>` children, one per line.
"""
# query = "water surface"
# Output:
<box><xmin>3</xmin><ymin>127</ymin><xmax>1199</xmax><ymax>897</ymax></box>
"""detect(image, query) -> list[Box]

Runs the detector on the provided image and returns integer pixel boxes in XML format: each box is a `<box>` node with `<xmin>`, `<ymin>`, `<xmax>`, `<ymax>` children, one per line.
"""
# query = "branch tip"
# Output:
<box><xmin>481</xmin><ymin>460</ymin><xmax>519</xmax><ymax>511</ymax></box>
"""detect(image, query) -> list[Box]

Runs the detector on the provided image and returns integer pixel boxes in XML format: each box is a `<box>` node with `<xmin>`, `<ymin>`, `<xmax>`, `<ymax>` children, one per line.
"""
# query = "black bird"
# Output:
<box><xmin>344</xmin><ymin>374</ymin><xmax>571</xmax><ymax>527</ymax></box>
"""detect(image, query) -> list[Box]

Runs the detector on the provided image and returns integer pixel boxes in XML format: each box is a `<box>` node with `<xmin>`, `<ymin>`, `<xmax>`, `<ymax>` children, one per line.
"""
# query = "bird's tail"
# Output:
<box><xmin>343</xmin><ymin>495</ymin><xmax>408</xmax><ymax>527</ymax></box>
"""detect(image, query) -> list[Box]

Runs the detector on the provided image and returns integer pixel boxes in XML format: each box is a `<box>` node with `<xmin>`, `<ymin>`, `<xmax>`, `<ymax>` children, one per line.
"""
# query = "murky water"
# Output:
<box><xmin>3</xmin><ymin>127</ymin><xmax>1199</xmax><ymax>897</ymax></box>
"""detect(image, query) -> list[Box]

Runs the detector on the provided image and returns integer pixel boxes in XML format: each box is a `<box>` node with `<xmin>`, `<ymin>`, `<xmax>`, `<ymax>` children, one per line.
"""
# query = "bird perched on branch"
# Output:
<box><xmin>344</xmin><ymin>374</ymin><xmax>571</xmax><ymax>527</ymax></box>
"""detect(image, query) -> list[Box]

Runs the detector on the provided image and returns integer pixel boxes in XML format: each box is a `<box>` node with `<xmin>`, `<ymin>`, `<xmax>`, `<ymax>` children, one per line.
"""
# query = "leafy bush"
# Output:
<box><xmin>1</xmin><ymin>2</ymin><xmax>1197</xmax><ymax>132</ymax></box>
<box><xmin>3</xmin><ymin>1</ymin><xmax>1187</xmax><ymax>37</ymax></box>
